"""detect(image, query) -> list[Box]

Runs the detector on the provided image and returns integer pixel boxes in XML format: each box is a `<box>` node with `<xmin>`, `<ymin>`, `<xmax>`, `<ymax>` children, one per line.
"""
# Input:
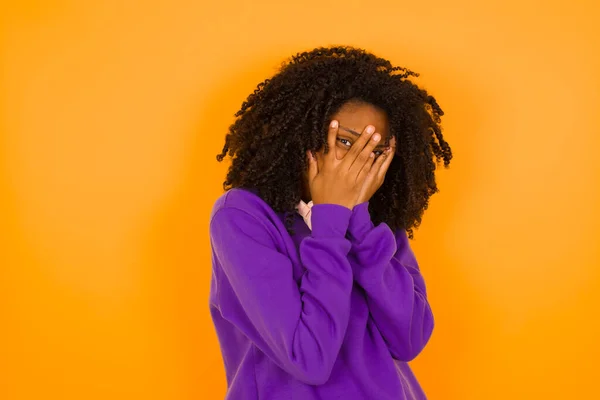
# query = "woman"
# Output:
<box><xmin>209</xmin><ymin>46</ymin><xmax>452</xmax><ymax>399</ymax></box>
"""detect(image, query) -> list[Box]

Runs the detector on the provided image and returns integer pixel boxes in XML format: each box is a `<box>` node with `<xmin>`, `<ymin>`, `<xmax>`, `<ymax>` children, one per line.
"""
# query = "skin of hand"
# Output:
<box><xmin>306</xmin><ymin>120</ymin><xmax>384</xmax><ymax>210</ymax></box>
<box><xmin>355</xmin><ymin>136</ymin><xmax>396</xmax><ymax>204</ymax></box>
<box><xmin>312</xmin><ymin>126</ymin><xmax>395</xmax><ymax>206</ymax></box>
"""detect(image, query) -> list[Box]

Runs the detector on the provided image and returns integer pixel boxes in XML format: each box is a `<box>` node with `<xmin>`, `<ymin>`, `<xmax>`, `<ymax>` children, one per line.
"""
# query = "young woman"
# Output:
<box><xmin>209</xmin><ymin>46</ymin><xmax>452</xmax><ymax>399</ymax></box>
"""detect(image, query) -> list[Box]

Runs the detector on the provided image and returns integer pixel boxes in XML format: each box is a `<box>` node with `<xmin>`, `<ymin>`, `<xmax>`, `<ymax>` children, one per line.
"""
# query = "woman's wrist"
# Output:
<box><xmin>348</xmin><ymin>202</ymin><xmax>374</xmax><ymax>242</ymax></box>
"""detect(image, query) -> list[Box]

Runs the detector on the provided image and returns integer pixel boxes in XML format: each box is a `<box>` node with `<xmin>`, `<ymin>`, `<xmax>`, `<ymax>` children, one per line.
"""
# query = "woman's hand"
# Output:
<box><xmin>307</xmin><ymin>120</ymin><xmax>382</xmax><ymax>210</ymax></box>
<box><xmin>356</xmin><ymin>136</ymin><xmax>396</xmax><ymax>205</ymax></box>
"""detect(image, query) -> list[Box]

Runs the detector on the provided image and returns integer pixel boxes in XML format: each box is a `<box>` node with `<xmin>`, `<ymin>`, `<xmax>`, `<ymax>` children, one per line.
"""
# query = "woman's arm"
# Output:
<box><xmin>210</xmin><ymin>203</ymin><xmax>354</xmax><ymax>385</ymax></box>
<box><xmin>346</xmin><ymin>202</ymin><xmax>434</xmax><ymax>361</ymax></box>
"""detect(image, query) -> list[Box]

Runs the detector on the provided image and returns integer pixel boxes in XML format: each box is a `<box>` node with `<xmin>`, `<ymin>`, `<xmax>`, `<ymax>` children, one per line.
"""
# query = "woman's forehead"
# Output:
<box><xmin>333</xmin><ymin>102</ymin><xmax>390</xmax><ymax>139</ymax></box>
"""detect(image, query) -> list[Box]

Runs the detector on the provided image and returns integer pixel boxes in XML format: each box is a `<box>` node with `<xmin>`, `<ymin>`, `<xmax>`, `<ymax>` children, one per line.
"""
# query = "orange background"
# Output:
<box><xmin>2</xmin><ymin>1</ymin><xmax>599</xmax><ymax>399</ymax></box>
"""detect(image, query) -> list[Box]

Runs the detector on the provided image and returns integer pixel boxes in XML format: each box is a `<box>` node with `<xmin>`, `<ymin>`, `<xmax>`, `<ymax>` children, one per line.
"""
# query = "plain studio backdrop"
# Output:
<box><xmin>1</xmin><ymin>1</ymin><xmax>599</xmax><ymax>399</ymax></box>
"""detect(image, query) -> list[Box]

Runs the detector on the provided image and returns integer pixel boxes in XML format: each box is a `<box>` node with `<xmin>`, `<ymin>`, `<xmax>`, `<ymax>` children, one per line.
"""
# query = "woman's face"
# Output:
<box><xmin>302</xmin><ymin>101</ymin><xmax>391</xmax><ymax>201</ymax></box>
<box><xmin>318</xmin><ymin>101</ymin><xmax>390</xmax><ymax>161</ymax></box>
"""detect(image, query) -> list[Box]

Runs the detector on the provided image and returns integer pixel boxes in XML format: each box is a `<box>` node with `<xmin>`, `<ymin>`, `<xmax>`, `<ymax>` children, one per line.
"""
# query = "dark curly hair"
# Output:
<box><xmin>216</xmin><ymin>46</ymin><xmax>452</xmax><ymax>238</ymax></box>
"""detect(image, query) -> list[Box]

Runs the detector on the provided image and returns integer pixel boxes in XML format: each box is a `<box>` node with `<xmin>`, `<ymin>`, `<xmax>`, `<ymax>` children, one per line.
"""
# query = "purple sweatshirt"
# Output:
<box><xmin>209</xmin><ymin>188</ymin><xmax>434</xmax><ymax>399</ymax></box>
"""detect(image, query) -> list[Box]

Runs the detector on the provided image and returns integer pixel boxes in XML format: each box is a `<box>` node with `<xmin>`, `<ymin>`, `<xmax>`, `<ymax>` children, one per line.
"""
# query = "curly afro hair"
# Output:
<box><xmin>216</xmin><ymin>46</ymin><xmax>452</xmax><ymax>238</ymax></box>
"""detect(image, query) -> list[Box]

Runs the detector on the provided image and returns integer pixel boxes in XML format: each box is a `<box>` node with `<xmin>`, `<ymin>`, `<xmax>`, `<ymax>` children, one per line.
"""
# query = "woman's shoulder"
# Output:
<box><xmin>210</xmin><ymin>187</ymin><xmax>278</xmax><ymax>224</ymax></box>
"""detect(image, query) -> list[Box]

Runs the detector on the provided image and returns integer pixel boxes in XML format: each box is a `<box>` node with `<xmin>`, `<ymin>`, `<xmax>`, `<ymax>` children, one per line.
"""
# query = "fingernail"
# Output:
<box><xmin>330</xmin><ymin>120</ymin><xmax>338</xmax><ymax>128</ymax></box>
<box><xmin>366</xmin><ymin>126</ymin><xmax>375</xmax><ymax>134</ymax></box>
<box><xmin>373</xmin><ymin>133</ymin><xmax>381</xmax><ymax>142</ymax></box>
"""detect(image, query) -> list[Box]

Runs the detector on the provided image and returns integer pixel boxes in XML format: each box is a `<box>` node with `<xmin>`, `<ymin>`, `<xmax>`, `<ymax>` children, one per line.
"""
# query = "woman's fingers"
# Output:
<box><xmin>359</xmin><ymin>150</ymin><xmax>387</xmax><ymax>190</ymax></box>
<box><xmin>324</xmin><ymin>120</ymin><xmax>339</xmax><ymax>162</ymax></box>
<box><xmin>317</xmin><ymin>121</ymin><xmax>392</xmax><ymax>197</ymax></box>
<box><xmin>371</xmin><ymin>150</ymin><xmax>389</xmax><ymax>177</ymax></box>
<box><xmin>342</xmin><ymin>125</ymin><xmax>376</xmax><ymax>168</ymax></box>
<box><xmin>357</xmin><ymin>151</ymin><xmax>376</xmax><ymax>184</ymax></box>
<box><xmin>348</xmin><ymin>129</ymin><xmax>382</xmax><ymax>176</ymax></box>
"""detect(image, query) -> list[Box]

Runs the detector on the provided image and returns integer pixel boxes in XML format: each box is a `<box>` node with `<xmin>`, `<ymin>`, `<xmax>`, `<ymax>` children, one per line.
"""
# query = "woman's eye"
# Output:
<box><xmin>337</xmin><ymin>138</ymin><xmax>352</xmax><ymax>147</ymax></box>
<box><xmin>373</xmin><ymin>150</ymin><xmax>384</xmax><ymax>157</ymax></box>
